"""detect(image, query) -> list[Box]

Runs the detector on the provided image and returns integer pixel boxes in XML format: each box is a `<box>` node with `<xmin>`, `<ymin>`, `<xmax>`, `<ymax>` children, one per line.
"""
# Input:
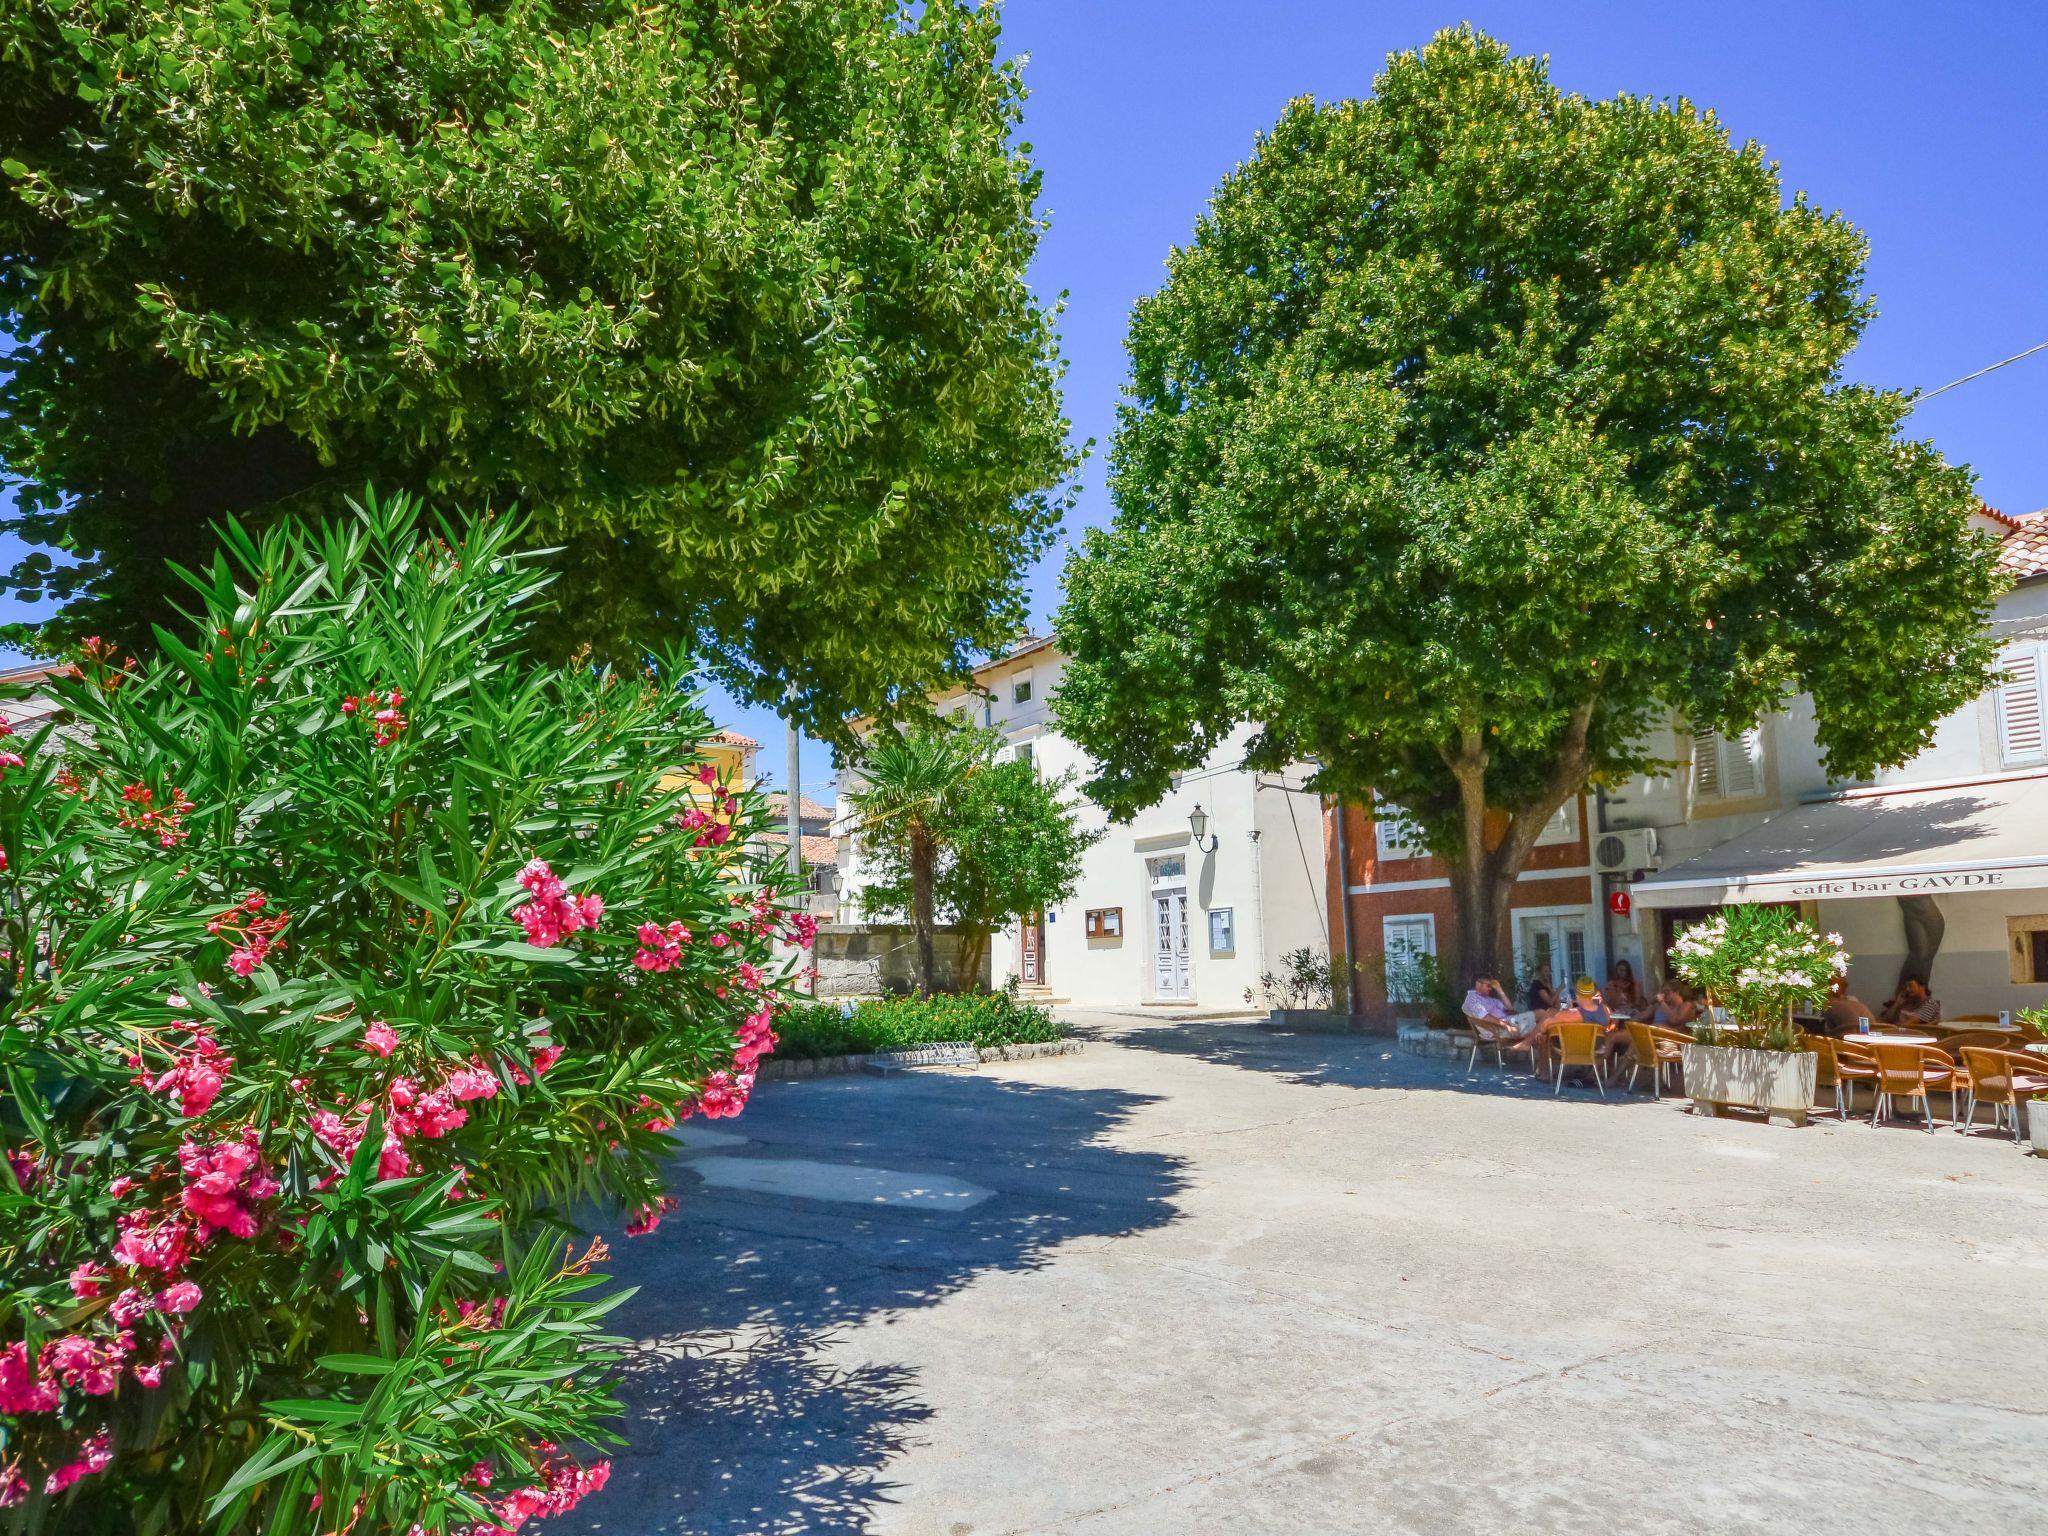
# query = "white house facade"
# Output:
<box><xmin>1329</xmin><ymin>507</ymin><xmax>2048</xmax><ymax>1022</ymax></box>
<box><xmin>836</xmin><ymin>639</ymin><xmax>1329</xmax><ymax>1011</ymax></box>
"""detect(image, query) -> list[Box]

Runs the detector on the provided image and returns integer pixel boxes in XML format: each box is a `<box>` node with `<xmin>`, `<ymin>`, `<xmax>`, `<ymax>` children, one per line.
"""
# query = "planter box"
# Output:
<box><xmin>1681</xmin><ymin>1042</ymin><xmax>1817</xmax><ymax>1129</ymax></box>
<box><xmin>2030</xmin><ymin>1100</ymin><xmax>2048</xmax><ymax>1158</ymax></box>
<box><xmin>1261</xmin><ymin>1008</ymin><xmax>1391</xmax><ymax>1036</ymax></box>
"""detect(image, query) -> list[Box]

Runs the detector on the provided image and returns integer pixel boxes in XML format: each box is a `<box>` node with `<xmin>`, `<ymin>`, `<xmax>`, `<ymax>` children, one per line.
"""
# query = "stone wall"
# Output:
<box><xmin>813</xmin><ymin>923</ymin><xmax>989</xmax><ymax>997</ymax></box>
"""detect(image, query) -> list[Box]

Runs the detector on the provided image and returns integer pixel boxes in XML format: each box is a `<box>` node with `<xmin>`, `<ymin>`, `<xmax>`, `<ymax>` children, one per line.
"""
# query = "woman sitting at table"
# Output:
<box><xmin>1522</xmin><ymin>965</ymin><xmax>1559</xmax><ymax>1017</ymax></box>
<box><xmin>1603</xmin><ymin>958</ymin><xmax>1646</xmax><ymax>1017</ymax></box>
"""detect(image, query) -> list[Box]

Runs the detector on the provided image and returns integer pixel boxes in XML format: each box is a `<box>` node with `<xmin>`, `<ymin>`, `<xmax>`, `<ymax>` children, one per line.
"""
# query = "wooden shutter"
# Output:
<box><xmin>1723</xmin><ymin>727</ymin><xmax>1763</xmax><ymax>797</ymax></box>
<box><xmin>1691</xmin><ymin>729</ymin><xmax>1721</xmax><ymax>799</ymax></box>
<box><xmin>1998</xmin><ymin>646</ymin><xmax>2046</xmax><ymax>764</ymax></box>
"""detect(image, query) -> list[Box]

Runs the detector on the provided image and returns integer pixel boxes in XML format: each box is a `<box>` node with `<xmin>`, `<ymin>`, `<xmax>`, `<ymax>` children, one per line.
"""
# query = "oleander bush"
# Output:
<box><xmin>0</xmin><ymin>497</ymin><xmax>810</xmax><ymax>1531</ymax></box>
<box><xmin>775</xmin><ymin>991</ymin><xmax>1065</xmax><ymax>1061</ymax></box>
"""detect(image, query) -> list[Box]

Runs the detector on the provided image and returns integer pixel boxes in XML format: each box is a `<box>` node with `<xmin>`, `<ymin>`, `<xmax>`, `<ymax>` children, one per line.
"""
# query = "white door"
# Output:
<box><xmin>1150</xmin><ymin>856</ymin><xmax>1191</xmax><ymax>1000</ymax></box>
<box><xmin>1515</xmin><ymin>913</ymin><xmax>1590</xmax><ymax>992</ymax></box>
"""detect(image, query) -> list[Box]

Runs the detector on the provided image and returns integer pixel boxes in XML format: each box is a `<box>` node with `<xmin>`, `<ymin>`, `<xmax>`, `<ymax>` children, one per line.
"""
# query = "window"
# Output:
<box><xmin>1535</xmin><ymin>797</ymin><xmax>1579</xmax><ymax>847</ymax></box>
<box><xmin>2009</xmin><ymin>915</ymin><xmax>2048</xmax><ymax>984</ymax></box>
<box><xmin>1011</xmin><ymin>739</ymin><xmax>1035</xmax><ymax>771</ymax></box>
<box><xmin>1996</xmin><ymin>643</ymin><xmax>2046</xmax><ymax>767</ymax></box>
<box><xmin>1382</xmin><ymin>914</ymin><xmax>1437</xmax><ymax>1003</ymax></box>
<box><xmin>1012</xmin><ymin>673</ymin><xmax>1034</xmax><ymax>705</ymax></box>
<box><xmin>1208</xmin><ymin>907</ymin><xmax>1235</xmax><ymax>953</ymax></box>
<box><xmin>1692</xmin><ymin>725</ymin><xmax>1764</xmax><ymax>801</ymax></box>
<box><xmin>1374</xmin><ymin>802</ymin><xmax>1426</xmax><ymax>860</ymax></box>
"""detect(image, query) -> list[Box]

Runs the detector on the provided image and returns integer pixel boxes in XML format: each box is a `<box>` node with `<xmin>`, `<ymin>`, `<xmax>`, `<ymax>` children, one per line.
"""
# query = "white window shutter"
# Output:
<box><xmin>1691</xmin><ymin>729</ymin><xmax>1721</xmax><ymax>799</ymax></box>
<box><xmin>1723</xmin><ymin>727</ymin><xmax>1763</xmax><ymax>797</ymax></box>
<box><xmin>1999</xmin><ymin>647</ymin><xmax>2045</xmax><ymax>764</ymax></box>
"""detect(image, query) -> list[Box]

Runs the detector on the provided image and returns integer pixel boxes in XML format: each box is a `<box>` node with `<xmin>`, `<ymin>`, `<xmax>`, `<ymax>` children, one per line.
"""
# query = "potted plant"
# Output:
<box><xmin>1250</xmin><ymin>947</ymin><xmax>1373</xmax><ymax>1033</ymax></box>
<box><xmin>2019</xmin><ymin>1008</ymin><xmax>2048</xmax><ymax>1156</ymax></box>
<box><xmin>1669</xmin><ymin>907</ymin><xmax>1844</xmax><ymax>1128</ymax></box>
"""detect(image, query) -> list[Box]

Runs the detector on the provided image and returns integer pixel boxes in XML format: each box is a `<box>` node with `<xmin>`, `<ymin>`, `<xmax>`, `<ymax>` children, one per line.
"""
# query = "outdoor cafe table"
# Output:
<box><xmin>1849</xmin><ymin>1033</ymin><xmax>1937</xmax><ymax>1047</ymax></box>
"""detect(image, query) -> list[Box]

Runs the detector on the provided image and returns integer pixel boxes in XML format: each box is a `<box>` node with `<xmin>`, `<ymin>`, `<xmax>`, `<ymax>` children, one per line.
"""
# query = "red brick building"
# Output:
<box><xmin>1322</xmin><ymin>794</ymin><xmax>1597</xmax><ymax>1024</ymax></box>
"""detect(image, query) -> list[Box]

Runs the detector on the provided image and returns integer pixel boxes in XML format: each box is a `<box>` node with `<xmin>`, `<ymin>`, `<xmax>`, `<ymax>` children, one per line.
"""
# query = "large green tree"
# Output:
<box><xmin>0</xmin><ymin>0</ymin><xmax>1073</xmax><ymax>738</ymax></box>
<box><xmin>849</xmin><ymin>719</ymin><xmax>1092</xmax><ymax>992</ymax></box>
<box><xmin>1053</xmin><ymin>28</ymin><xmax>2005</xmax><ymax>985</ymax></box>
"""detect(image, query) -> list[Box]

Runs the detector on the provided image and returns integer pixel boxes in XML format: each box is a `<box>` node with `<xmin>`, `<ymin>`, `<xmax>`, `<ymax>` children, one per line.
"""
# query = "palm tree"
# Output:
<box><xmin>846</xmin><ymin>722</ymin><xmax>978</xmax><ymax>993</ymax></box>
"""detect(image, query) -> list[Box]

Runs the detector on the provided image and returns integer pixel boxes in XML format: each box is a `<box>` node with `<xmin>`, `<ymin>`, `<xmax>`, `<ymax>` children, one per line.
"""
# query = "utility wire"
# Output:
<box><xmin>1911</xmin><ymin>338</ymin><xmax>2048</xmax><ymax>408</ymax></box>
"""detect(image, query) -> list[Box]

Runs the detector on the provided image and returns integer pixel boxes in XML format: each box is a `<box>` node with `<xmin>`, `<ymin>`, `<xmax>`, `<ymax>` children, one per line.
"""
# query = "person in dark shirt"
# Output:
<box><xmin>1821</xmin><ymin>974</ymin><xmax>1877</xmax><ymax>1036</ymax></box>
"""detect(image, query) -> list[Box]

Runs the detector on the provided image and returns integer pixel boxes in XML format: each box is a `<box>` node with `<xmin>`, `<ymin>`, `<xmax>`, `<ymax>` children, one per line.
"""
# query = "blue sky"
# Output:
<box><xmin>6</xmin><ymin>3</ymin><xmax>2044</xmax><ymax>804</ymax></box>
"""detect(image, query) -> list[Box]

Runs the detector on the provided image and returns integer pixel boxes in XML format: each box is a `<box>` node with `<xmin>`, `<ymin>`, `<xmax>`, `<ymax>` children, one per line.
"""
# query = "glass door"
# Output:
<box><xmin>1515</xmin><ymin>912</ymin><xmax>1590</xmax><ymax>995</ymax></box>
<box><xmin>1150</xmin><ymin>856</ymin><xmax>1190</xmax><ymax>1000</ymax></box>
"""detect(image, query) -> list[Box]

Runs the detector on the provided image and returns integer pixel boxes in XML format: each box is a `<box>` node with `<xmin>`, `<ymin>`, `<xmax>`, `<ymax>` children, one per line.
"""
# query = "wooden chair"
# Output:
<box><xmin>1624</xmin><ymin>1021</ymin><xmax>1687</xmax><ymax>1097</ymax></box>
<box><xmin>1867</xmin><ymin>1039</ymin><xmax>1956</xmax><ymax>1131</ymax></box>
<box><xmin>1830</xmin><ymin>1036</ymin><xmax>1880</xmax><ymax>1121</ymax></box>
<box><xmin>1548</xmin><ymin>1020</ymin><xmax>1606</xmax><ymax>1096</ymax></box>
<box><xmin>1957</xmin><ymin>1048</ymin><xmax>2048</xmax><ymax>1143</ymax></box>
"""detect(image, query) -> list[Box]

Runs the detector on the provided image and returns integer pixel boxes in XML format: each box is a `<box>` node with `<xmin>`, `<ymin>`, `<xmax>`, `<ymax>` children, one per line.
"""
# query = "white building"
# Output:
<box><xmin>836</xmin><ymin>639</ymin><xmax>1329</xmax><ymax>1010</ymax></box>
<box><xmin>1330</xmin><ymin>506</ymin><xmax>2048</xmax><ymax>1022</ymax></box>
<box><xmin>1618</xmin><ymin>508</ymin><xmax>2048</xmax><ymax>1016</ymax></box>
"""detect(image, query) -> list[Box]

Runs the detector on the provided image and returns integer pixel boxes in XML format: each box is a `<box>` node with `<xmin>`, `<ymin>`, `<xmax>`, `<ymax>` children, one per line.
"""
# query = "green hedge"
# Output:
<box><xmin>775</xmin><ymin>991</ymin><xmax>1069</xmax><ymax>1060</ymax></box>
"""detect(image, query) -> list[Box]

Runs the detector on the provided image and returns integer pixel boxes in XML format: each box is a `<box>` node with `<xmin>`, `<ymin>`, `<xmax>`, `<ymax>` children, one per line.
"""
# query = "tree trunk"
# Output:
<box><xmin>1440</xmin><ymin>698</ymin><xmax>1599</xmax><ymax>992</ymax></box>
<box><xmin>909</xmin><ymin>820</ymin><xmax>937</xmax><ymax>994</ymax></box>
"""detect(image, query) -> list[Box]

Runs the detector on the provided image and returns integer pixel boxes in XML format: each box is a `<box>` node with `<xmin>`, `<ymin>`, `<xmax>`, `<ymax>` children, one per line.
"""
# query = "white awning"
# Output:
<box><xmin>1631</xmin><ymin>771</ymin><xmax>2048</xmax><ymax>909</ymax></box>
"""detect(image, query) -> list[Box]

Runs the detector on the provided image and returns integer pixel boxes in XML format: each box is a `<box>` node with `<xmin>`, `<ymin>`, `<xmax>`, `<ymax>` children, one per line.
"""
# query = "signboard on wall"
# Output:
<box><xmin>1609</xmin><ymin>889</ymin><xmax>1632</xmax><ymax>917</ymax></box>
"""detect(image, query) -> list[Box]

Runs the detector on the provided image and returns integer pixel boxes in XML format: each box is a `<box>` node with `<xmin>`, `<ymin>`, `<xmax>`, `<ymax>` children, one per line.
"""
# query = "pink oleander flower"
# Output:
<box><xmin>786</xmin><ymin>911</ymin><xmax>819</xmax><ymax>948</ymax></box>
<box><xmin>146</xmin><ymin>1028</ymin><xmax>230</xmax><ymax>1117</ymax></box>
<box><xmin>624</xmin><ymin>1194</ymin><xmax>679</xmax><ymax>1237</ymax></box>
<box><xmin>632</xmin><ymin>920</ymin><xmax>690</xmax><ymax>973</ymax></box>
<box><xmin>157</xmin><ymin>1281</ymin><xmax>203</xmax><ymax>1315</ymax></box>
<box><xmin>108</xmin><ymin>1289</ymin><xmax>153</xmax><ymax>1326</ymax></box>
<box><xmin>177</xmin><ymin>1128</ymin><xmax>279</xmax><ymax>1239</ymax></box>
<box><xmin>68</xmin><ymin>1263</ymin><xmax>107</xmax><ymax>1300</ymax></box>
<box><xmin>695</xmin><ymin>763</ymin><xmax>717</xmax><ymax>786</ymax></box>
<box><xmin>410</xmin><ymin>1089</ymin><xmax>466</xmax><ymax>1139</ymax></box>
<box><xmin>42</xmin><ymin>1334</ymin><xmax>127</xmax><ymax>1396</ymax></box>
<box><xmin>696</xmin><ymin>1071</ymin><xmax>748</xmax><ymax>1120</ymax></box>
<box><xmin>112</xmin><ymin>1209</ymin><xmax>193</xmax><ymax>1275</ymax></box>
<box><xmin>510</xmin><ymin>860</ymin><xmax>603</xmax><ymax>949</ymax></box>
<box><xmin>361</xmin><ymin>1020</ymin><xmax>400</xmax><ymax>1057</ymax></box>
<box><xmin>0</xmin><ymin>1342</ymin><xmax>59</xmax><ymax>1414</ymax></box>
<box><xmin>443</xmin><ymin>1064</ymin><xmax>499</xmax><ymax>1102</ymax></box>
<box><xmin>42</xmin><ymin>1430</ymin><xmax>113</xmax><ymax>1496</ymax></box>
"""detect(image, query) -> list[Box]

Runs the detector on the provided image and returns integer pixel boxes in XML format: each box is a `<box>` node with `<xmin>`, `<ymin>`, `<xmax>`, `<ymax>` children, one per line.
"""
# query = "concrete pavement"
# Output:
<box><xmin>565</xmin><ymin>1010</ymin><xmax>2048</xmax><ymax>1535</ymax></box>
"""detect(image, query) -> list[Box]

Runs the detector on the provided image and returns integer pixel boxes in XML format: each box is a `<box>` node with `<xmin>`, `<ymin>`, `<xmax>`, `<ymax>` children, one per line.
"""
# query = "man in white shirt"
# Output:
<box><xmin>1462</xmin><ymin>976</ymin><xmax>1537</xmax><ymax>1030</ymax></box>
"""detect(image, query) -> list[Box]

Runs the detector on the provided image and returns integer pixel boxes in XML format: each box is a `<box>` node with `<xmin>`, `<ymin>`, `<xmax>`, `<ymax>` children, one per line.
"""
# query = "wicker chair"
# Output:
<box><xmin>1868</xmin><ymin>1039</ymin><xmax>1956</xmax><ymax>1131</ymax></box>
<box><xmin>1623</xmin><ymin>1022</ymin><xmax>1687</xmax><ymax>1097</ymax></box>
<box><xmin>1830</xmin><ymin>1036</ymin><xmax>1881</xmax><ymax>1121</ymax></box>
<box><xmin>1549</xmin><ymin>1021</ymin><xmax>1606</xmax><ymax>1097</ymax></box>
<box><xmin>1957</xmin><ymin>1047</ymin><xmax>2048</xmax><ymax>1143</ymax></box>
<box><xmin>1464</xmin><ymin>1010</ymin><xmax>1535</xmax><ymax>1075</ymax></box>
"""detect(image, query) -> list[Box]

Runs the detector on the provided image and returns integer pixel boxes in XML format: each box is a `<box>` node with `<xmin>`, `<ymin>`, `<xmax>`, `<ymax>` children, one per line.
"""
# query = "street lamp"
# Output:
<box><xmin>1189</xmin><ymin>802</ymin><xmax>1219</xmax><ymax>854</ymax></box>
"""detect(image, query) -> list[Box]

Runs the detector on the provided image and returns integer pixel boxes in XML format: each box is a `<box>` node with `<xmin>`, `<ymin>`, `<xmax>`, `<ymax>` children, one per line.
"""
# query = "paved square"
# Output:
<box><xmin>566</xmin><ymin>1012</ymin><xmax>2048</xmax><ymax>1535</ymax></box>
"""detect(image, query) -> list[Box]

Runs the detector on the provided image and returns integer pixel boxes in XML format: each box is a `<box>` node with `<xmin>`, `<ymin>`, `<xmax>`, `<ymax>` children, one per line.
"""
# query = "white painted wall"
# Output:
<box><xmin>837</xmin><ymin>646</ymin><xmax>1328</xmax><ymax>1010</ymax></box>
<box><xmin>1606</xmin><ymin>575</ymin><xmax>2048</xmax><ymax>1007</ymax></box>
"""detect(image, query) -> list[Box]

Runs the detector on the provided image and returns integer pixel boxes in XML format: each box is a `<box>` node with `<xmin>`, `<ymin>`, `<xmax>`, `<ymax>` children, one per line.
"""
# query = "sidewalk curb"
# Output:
<box><xmin>758</xmin><ymin>1038</ymin><xmax>1084</xmax><ymax>1082</ymax></box>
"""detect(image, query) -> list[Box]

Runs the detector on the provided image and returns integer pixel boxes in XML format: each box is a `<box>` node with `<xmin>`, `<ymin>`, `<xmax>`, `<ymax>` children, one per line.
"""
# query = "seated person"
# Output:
<box><xmin>1603</xmin><ymin>958</ymin><xmax>1646</xmax><ymax>1017</ymax></box>
<box><xmin>1461</xmin><ymin>975</ymin><xmax>1536</xmax><ymax>1031</ymax></box>
<box><xmin>1821</xmin><ymin>974</ymin><xmax>1878</xmax><ymax>1036</ymax></box>
<box><xmin>1649</xmin><ymin>982</ymin><xmax>1700</xmax><ymax>1030</ymax></box>
<box><xmin>1522</xmin><ymin>965</ymin><xmax>1559</xmax><ymax>1016</ymax></box>
<box><xmin>1880</xmin><ymin>976</ymin><xmax>1941</xmax><ymax>1027</ymax></box>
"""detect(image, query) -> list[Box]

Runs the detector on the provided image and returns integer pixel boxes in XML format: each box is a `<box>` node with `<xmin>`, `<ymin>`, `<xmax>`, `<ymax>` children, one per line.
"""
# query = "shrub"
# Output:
<box><xmin>775</xmin><ymin>991</ymin><xmax>1066</xmax><ymax>1060</ymax></box>
<box><xmin>0</xmin><ymin>499</ymin><xmax>810</xmax><ymax>1531</ymax></box>
<box><xmin>1244</xmin><ymin>947</ymin><xmax>1355</xmax><ymax>1011</ymax></box>
<box><xmin>1669</xmin><ymin>907</ymin><xmax>1846</xmax><ymax>1050</ymax></box>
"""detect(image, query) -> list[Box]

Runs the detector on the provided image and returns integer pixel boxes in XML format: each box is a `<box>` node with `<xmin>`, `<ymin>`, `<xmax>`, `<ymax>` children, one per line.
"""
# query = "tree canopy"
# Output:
<box><xmin>1053</xmin><ymin>27</ymin><xmax>2005</xmax><ymax>979</ymax></box>
<box><xmin>0</xmin><ymin>0</ymin><xmax>1073</xmax><ymax>739</ymax></box>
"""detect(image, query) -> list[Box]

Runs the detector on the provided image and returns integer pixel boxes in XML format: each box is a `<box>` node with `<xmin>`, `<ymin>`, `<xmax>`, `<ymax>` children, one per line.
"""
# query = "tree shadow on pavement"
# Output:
<box><xmin>1089</xmin><ymin>1016</ymin><xmax>1667</xmax><ymax>1108</ymax></box>
<box><xmin>560</xmin><ymin>1072</ymin><xmax>1186</xmax><ymax>1535</ymax></box>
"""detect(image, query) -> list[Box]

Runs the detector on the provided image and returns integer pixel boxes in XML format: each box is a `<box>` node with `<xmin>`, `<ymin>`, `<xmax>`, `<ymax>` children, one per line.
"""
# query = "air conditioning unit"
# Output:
<box><xmin>1593</xmin><ymin>827</ymin><xmax>1660</xmax><ymax>875</ymax></box>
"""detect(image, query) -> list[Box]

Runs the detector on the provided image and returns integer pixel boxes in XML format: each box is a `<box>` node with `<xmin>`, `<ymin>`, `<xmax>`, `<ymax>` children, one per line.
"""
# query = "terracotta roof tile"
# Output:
<box><xmin>761</xmin><ymin>830</ymin><xmax>839</xmax><ymax>865</ymax></box>
<box><xmin>1995</xmin><ymin>509</ymin><xmax>2048</xmax><ymax>581</ymax></box>
<box><xmin>709</xmin><ymin>728</ymin><xmax>760</xmax><ymax>750</ymax></box>
<box><xmin>764</xmin><ymin>791</ymin><xmax>834</xmax><ymax>821</ymax></box>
